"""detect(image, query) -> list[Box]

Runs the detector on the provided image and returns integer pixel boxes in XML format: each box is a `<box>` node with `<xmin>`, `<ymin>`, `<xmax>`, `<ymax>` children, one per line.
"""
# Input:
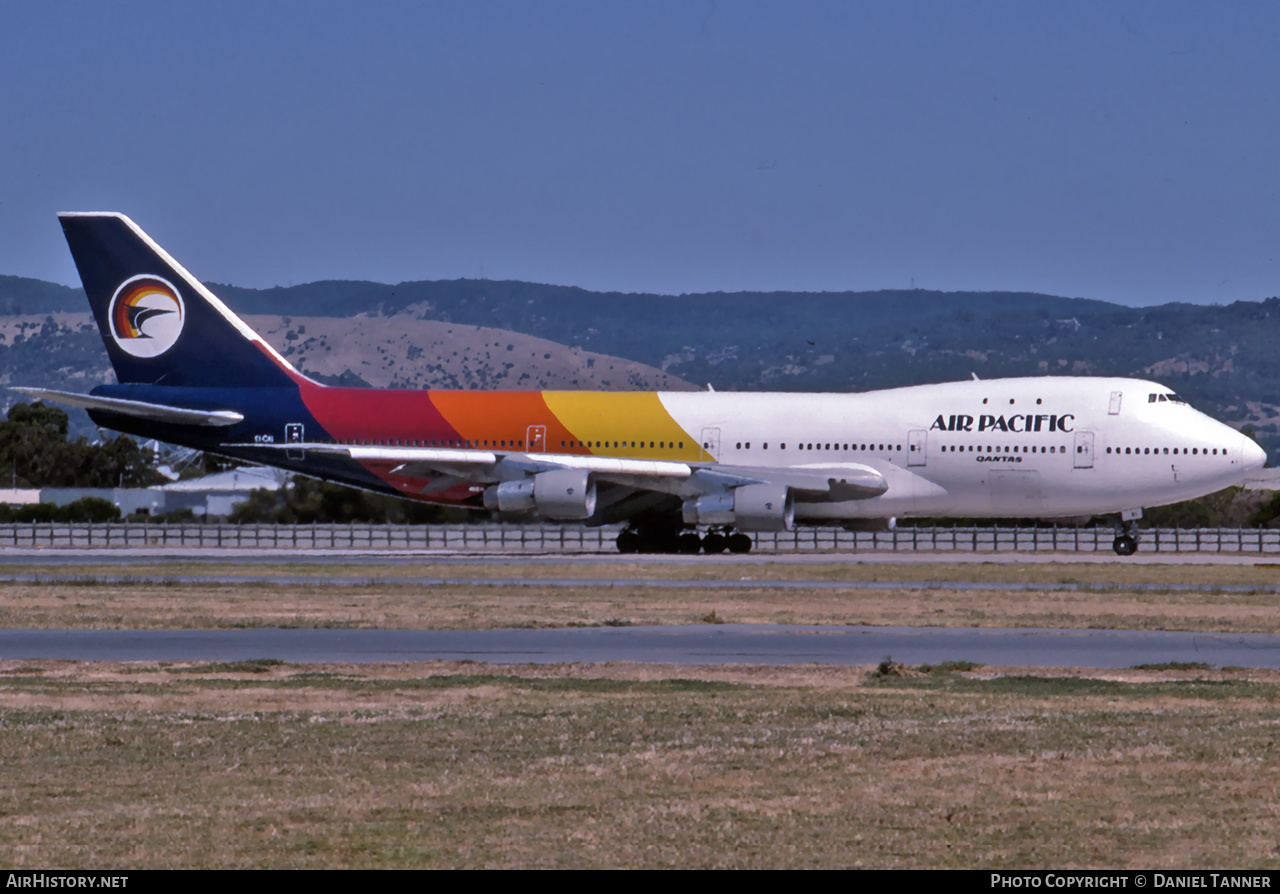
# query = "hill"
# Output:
<box><xmin>3</xmin><ymin>275</ymin><xmax>1277</xmax><ymax>460</ymax></box>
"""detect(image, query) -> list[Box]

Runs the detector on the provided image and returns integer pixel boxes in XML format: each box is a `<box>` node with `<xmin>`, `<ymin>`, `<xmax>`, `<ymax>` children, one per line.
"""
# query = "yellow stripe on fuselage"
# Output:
<box><xmin>541</xmin><ymin>392</ymin><xmax>706</xmax><ymax>460</ymax></box>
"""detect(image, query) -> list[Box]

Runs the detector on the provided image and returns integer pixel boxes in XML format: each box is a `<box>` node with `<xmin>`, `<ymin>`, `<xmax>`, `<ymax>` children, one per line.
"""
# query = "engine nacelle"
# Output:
<box><xmin>682</xmin><ymin>483</ymin><xmax>794</xmax><ymax>532</ymax></box>
<box><xmin>841</xmin><ymin>517</ymin><xmax>897</xmax><ymax>533</ymax></box>
<box><xmin>483</xmin><ymin>479</ymin><xmax>535</xmax><ymax>512</ymax></box>
<box><xmin>733</xmin><ymin>483</ymin><xmax>795</xmax><ymax>531</ymax></box>
<box><xmin>682</xmin><ymin>493</ymin><xmax>735</xmax><ymax>526</ymax></box>
<box><xmin>484</xmin><ymin>469</ymin><xmax>597</xmax><ymax>519</ymax></box>
<box><xmin>533</xmin><ymin>469</ymin><xmax>596</xmax><ymax>519</ymax></box>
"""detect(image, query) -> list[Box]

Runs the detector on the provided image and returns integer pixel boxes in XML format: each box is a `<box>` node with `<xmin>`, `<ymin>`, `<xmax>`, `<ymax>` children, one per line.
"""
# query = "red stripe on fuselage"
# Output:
<box><xmin>298</xmin><ymin>382</ymin><xmax>460</xmax><ymax>443</ymax></box>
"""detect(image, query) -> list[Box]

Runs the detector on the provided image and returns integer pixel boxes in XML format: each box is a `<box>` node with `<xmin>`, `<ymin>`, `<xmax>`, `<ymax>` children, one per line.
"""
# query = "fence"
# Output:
<box><xmin>0</xmin><ymin>523</ymin><xmax>1278</xmax><ymax>553</ymax></box>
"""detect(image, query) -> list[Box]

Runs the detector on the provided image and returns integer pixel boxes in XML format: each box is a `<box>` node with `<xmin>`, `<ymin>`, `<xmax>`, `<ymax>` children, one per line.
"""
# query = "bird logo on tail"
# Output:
<box><xmin>108</xmin><ymin>274</ymin><xmax>185</xmax><ymax>358</ymax></box>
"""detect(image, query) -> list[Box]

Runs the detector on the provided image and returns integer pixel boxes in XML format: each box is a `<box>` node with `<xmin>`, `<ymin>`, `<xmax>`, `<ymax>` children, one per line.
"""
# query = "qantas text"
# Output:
<box><xmin>930</xmin><ymin>414</ymin><xmax>1074</xmax><ymax>433</ymax></box>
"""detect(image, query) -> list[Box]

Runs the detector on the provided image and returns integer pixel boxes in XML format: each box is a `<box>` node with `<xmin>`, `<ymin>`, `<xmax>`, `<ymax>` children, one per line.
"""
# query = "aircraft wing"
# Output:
<box><xmin>242</xmin><ymin>442</ymin><xmax>692</xmax><ymax>485</ymax></box>
<box><xmin>694</xmin><ymin>463</ymin><xmax>892</xmax><ymax>502</ymax></box>
<box><xmin>242</xmin><ymin>442</ymin><xmax>894</xmax><ymax>501</ymax></box>
<box><xmin>14</xmin><ymin>387</ymin><xmax>245</xmax><ymax>427</ymax></box>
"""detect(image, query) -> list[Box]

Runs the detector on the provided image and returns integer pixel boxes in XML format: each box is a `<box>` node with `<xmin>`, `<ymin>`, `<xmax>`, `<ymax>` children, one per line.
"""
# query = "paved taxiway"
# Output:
<box><xmin>1</xmin><ymin>571</ymin><xmax>1277</xmax><ymax>595</ymax></box>
<box><xmin>2</xmin><ymin>625</ymin><xmax>1278</xmax><ymax>667</ymax></box>
<box><xmin>1</xmin><ymin>548</ymin><xmax>1277</xmax><ymax>565</ymax></box>
<box><xmin>4</xmin><ymin>549</ymin><xmax>1277</xmax><ymax>668</ymax></box>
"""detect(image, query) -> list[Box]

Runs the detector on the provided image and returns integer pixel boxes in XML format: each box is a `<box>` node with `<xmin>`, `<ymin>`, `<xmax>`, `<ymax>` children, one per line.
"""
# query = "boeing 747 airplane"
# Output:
<box><xmin>20</xmin><ymin>213</ymin><xmax>1268</xmax><ymax>556</ymax></box>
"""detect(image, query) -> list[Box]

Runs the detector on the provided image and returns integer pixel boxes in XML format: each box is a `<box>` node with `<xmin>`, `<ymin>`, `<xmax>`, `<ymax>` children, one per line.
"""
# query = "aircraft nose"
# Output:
<box><xmin>1242</xmin><ymin>434</ymin><xmax>1268</xmax><ymax>471</ymax></box>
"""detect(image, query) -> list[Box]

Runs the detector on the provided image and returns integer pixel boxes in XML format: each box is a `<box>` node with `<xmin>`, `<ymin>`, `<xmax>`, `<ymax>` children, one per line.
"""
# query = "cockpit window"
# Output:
<box><xmin>1148</xmin><ymin>392</ymin><xmax>1188</xmax><ymax>405</ymax></box>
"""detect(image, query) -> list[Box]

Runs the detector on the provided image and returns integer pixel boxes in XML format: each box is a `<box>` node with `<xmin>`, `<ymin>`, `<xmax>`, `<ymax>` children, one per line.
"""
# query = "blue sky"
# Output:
<box><xmin>2</xmin><ymin>1</ymin><xmax>1279</xmax><ymax>305</ymax></box>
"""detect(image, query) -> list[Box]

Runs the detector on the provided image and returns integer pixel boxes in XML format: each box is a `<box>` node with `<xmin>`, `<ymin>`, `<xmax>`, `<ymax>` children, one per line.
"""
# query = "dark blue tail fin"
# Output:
<box><xmin>59</xmin><ymin>213</ymin><xmax>303</xmax><ymax>388</ymax></box>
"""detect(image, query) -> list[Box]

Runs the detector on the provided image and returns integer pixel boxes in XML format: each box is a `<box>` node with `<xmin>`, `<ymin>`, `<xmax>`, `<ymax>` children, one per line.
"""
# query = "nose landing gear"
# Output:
<box><xmin>1112</xmin><ymin>533</ymin><xmax>1138</xmax><ymax>556</ymax></box>
<box><xmin>1112</xmin><ymin>511</ymin><xmax>1142</xmax><ymax>556</ymax></box>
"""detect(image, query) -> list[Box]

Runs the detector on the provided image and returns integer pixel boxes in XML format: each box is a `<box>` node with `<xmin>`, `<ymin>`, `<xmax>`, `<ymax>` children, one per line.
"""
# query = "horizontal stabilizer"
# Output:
<box><xmin>14</xmin><ymin>387</ymin><xmax>244</xmax><ymax>427</ymax></box>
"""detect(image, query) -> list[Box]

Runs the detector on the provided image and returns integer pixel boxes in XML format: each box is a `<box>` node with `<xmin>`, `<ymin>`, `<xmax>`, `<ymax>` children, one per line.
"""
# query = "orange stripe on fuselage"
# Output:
<box><xmin>429</xmin><ymin>390</ymin><xmax>579</xmax><ymax>451</ymax></box>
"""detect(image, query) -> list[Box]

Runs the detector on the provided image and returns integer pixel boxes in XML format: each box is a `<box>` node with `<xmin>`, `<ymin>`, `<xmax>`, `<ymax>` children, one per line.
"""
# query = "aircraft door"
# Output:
<box><xmin>908</xmin><ymin>429</ymin><xmax>927</xmax><ymax>467</ymax></box>
<box><xmin>286</xmin><ymin>423</ymin><xmax>305</xmax><ymax>460</ymax></box>
<box><xmin>526</xmin><ymin>425</ymin><xmax>547</xmax><ymax>453</ymax></box>
<box><xmin>1074</xmin><ymin>431</ymin><xmax>1095</xmax><ymax>469</ymax></box>
<box><xmin>700</xmin><ymin>427</ymin><xmax>721</xmax><ymax>461</ymax></box>
<box><xmin>1109</xmin><ymin>392</ymin><xmax>1123</xmax><ymax>415</ymax></box>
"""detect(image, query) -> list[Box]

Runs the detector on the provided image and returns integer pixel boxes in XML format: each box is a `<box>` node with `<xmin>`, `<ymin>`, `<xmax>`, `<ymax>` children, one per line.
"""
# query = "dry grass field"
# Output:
<box><xmin>0</xmin><ymin>560</ymin><xmax>1278</xmax><ymax>633</ymax></box>
<box><xmin>1</xmin><ymin>559</ymin><xmax>1278</xmax><ymax>868</ymax></box>
<box><xmin>0</xmin><ymin>660</ymin><xmax>1277</xmax><ymax>869</ymax></box>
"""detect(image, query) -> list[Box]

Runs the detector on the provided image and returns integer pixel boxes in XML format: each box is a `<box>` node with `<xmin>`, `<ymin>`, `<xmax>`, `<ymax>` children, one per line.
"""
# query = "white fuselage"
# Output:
<box><xmin>656</xmin><ymin>376</ymin><xmax>1264</xmax><ymax>519</ymax></box>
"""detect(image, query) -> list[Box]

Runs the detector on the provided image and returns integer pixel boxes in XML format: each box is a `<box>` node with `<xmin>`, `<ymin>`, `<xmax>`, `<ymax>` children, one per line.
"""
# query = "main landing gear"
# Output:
<box><xmin>617</xmin><ymin>526</ymin><xmax>753</xmax><ymax>555</ymax></box>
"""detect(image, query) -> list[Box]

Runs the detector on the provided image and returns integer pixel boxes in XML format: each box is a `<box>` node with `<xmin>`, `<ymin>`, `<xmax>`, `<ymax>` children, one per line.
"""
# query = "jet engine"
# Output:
<box><xmin>484</xmin><ymin>469</ymin><xmax>597</xmax><ymax>520</ymax></box>
<box><xmin>681</xmin><ymin>483</ymin><xmax>794</xmax><ymax>531</ymax></box>
<box><xmin>841</xmin><ymin>517</ymin><xmax>897</xmax><ymax>533</ymax></box>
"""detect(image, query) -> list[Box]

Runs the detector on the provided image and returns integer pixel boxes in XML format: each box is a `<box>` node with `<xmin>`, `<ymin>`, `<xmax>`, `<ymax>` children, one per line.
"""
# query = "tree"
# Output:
<box><xmin>0</xmin><ymin>402</ymin><xmax>163</xmax><ymax>488</ymax></box>
<box><xmin>229</xmin><ymin>475</ymin><xmax>463</xmax><ymax>524</ymax></box>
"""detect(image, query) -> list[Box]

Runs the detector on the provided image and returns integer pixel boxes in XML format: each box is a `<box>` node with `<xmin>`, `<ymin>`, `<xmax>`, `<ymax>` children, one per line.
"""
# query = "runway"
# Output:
<box><xmin>0</xmin><ymin>548</ymin><xmax>1277</xmax><ymax>566</ymax></box>
<box><xmin>1</xmin><ymin>571</ymin><xmax>1277</xmax><ymax>594</ymax></box>
<box><xmin>3</xmin><ymin>625</ymin><xmax>1279</xmax><ymax>668</ymax></box>
<box><xmin>3</xmin><ymin>550</ymin><xmax>1277</xmax><ymax>669</ymax></box>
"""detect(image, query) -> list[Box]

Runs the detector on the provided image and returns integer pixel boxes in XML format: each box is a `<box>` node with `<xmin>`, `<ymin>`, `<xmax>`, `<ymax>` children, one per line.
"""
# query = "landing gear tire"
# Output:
<box><xmin>1112</xmin><ymin>534</ymin><xmax>1138</xmax><ymax>557</ymax></box>
<box><xmin>616</xmin><ymin>530</ymin><xmax>641</xmax><ymax>554</ymax></box>
<box><xmin>677</xmin><ymin>533</ymin><xmax>703</xmax><ymax>554</ymax></box>
<box><xmin>702</xmin><ymin>533</ymin><xmax>727</xmax><ymax>554</ymax></box>
<box><xmin>727</xmin><ymin>533</ymin><xmax>753</xmax><ymax>554</ymax></box>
